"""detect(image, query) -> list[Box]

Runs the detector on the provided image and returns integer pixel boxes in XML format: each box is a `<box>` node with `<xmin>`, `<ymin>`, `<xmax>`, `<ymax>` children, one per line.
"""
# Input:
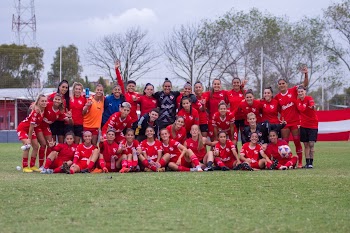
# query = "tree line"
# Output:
<box><xmin>0</xmin><ymin>0</ymin><xmax>349</xmax><ymax>107</ymax></box>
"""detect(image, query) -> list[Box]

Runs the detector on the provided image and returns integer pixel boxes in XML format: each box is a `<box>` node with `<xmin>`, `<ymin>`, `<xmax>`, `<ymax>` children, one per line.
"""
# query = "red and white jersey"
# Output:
<box><xmin>166</xmin><ymin>125</ymin><xmax>187</xmax><ymax>144</ymax></box>
<box><xmin>119</xmin><ymin>139</ymin><xmax>140</xmax><ymax>155</ymax></box>
<box><xmin>70</xmin><ymin>95</ymin><xmax>86</xmax><ymax>125</ymax></box>
<box><xmin>102</xmin><ymin>112</ymin><xmax>133</xmax><ymax>136</ymax></box>
<box><xmin>214</xmin><ymin>140</ymin><xmax>236</xmax><ymax>162</ymax></box>
<box><xmin>275</xmin><ymin>86</ymin><xmax>300</xmax><ymax>125</ymax></box>
<box><xmin>53</xmin><ymin>143</ymin><xmax>78</xmax><ymax>162</ymax></box>
<box><xmin>140</xmin><ymin>139</ymin><xmax>163</xmax><ymax>162</ymax></box>
<box><xmin>185</xmin><ymin>138</ymin><xmax>207</xmax><ymax>161</ymax></box>
<box><xmin>162</xmin><ymin>139</ymin><xmax>181</xmax><ymax>162</ymax></box>
<box><xmin>206</xmin><ymin>90</ymin><xmax>228</xmax><ymax>118</ymax></box>
<box><xmin>74</xmin><ymin>143</ymin><xmax>96</xmax><ymax>161</ymax></box>
<box><xmin>17</xmin><ymin>109</ymin><xmax>44</xmax><ymax>132</ymax></box>
<box><xmin>124</xmin><ymin>92</ymin><xmax>140</xmax><ymax>123</ymax></box>
<box><xmin>260</xmin><ymin>99</ymin><xmax>280</xmax><ymax>124</ymax></box>
<box><xmin>138</xmin><ymin>95</ymin><xmax>157</xmax><ymax>116</ymax></box>
<box><xmin>99</xmin><ymin>141</ymin><xmax>119</xmax><ymax>162</ymax></box>
<box><xmin>177</xmin><ymin>108</ymin><xmax>199</xmax><ymax>133</ymax></box>
<box><xmin>212</xmin><ymin>111</ymin><xmax>235</xmax><ymax>132</ymax></box>
<box><xmin>297</xmin><ymin>96</ymin><xmax>318</xmax><ymax>129</ymax></box>
<box><xmin>195</xmin><ymin>93</ymin><xmax>209</xmax><ymax>124</ymax></box>
<box><xmin>42</xmin><ymin>102</ymin><xmax>63</xmax><ymax>126</ymax></box>
<box><xmin>265</xmin><ymin>139</ymin><xmax>292</xmax><ymax>161</ymax></box>
<box><xmin>227</xmin><ymin>89</ymin><xmax>245</xmax><ymax>120</ymax></box>
<box><xmin>237</xmin><ymin>99</ymin><xmax>262</xmax><ymax>125</ymax></box>
<box><xmin>240</xmin><ymin>142</ymin><xmax>262</xmax><ymax>162</ymax></box>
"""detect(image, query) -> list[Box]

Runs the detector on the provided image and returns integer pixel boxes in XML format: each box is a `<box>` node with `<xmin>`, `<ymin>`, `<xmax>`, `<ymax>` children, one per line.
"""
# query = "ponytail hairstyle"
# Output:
<box><xmin>264</xmin><ymin>86</ymin><xmax>273</xmax><ymax>94</ymax></box>
<box><xmin>245</xmin><ymin>89</ymin><xmax>254</xmax><ymax>96</ymax></box>
<box><xmin>65</xmin><ymin>131</ymin><xmax>75</xmax><ymax>138</ymax></box>
<box><xmin>57</xmin><ymin>80</ymin><xmax>70</xmax><ymax>109</ymax></box>
<box><xmin>163</xmin><ymin>78</ymin><xmax>172</xmax><ymax>87</ymax></box>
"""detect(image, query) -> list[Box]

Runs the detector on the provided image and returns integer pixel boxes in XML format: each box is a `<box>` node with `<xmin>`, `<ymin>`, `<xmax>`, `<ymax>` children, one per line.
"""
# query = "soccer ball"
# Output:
<box><xmin>278</xmin><ymin>145</ymin><xmax>291</xmax><ymax>158</ymax></box>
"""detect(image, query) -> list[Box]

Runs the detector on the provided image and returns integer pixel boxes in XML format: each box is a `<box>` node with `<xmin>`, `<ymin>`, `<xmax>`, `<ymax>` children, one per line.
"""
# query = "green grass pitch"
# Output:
<box><xmin>0</xmin><ymin>142</ymin><xmax>349</xmax><ymax>233</ymax></box>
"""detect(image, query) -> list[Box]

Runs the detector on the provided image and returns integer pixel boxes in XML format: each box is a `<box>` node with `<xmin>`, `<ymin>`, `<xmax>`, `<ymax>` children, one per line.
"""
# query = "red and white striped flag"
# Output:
<box><xmin>317</xmin><ymin>109</ymin><xmax>350</xmax><ymax>141</ymax></box>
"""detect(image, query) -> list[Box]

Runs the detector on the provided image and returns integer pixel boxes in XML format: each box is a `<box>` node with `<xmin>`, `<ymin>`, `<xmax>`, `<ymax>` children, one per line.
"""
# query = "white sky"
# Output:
<box><xmin>0</xmin><ymin>0</ymin><xmax>340</xmax><ymax>88</ymax></box>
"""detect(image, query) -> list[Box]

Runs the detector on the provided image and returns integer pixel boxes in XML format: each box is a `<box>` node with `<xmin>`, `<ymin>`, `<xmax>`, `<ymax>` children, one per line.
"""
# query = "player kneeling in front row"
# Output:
<box><xmin>41</xmin><ymin>132</ymin><xmax>77</xmax><ymax>174</ymax></box>
<box><xmin>265</xmin><ymin>130</ymin><xmax>297</xmax><ymax>170</ymax></box>
<box><xmin>69</xmin><ymin>131</ymin><xmax>99</xmax><ymax>174</ymax></box>
<box><xmin>159</xmin><ymin>128</ymin><xmax>202</xmax><ymax>172</ymax></box>
<box><xmin>238</xmin><ymin>132</ymin><xmax>273</xmax><ymax>171</ymax></box>
<box><xmin>117</xmin><ymin>129</ymin><xmax>140</xmax><ymax>172</ymax></box>
<box><xmin>213</xmin><ymin>131</ymin><xmax>241</xmax><ymax>171</ymax></box>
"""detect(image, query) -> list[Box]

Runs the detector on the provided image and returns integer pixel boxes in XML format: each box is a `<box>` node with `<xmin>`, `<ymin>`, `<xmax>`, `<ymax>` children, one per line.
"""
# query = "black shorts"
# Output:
<box><xmin>199</xmin><ymin>124</ymin><xmax>208</xmax><ymax>133</ymax></box>
<box><xmin>72</xmin><ymin>125</ymin><xmax>83</xmax><ymax>137</ymax></box>
<box><xmin>300</xmin><ymin>127</ymin><xmax>318</xmax><ymax>142</ymax></box>
<box><xmin>234</xmin><ymin>119</ymin><xmax>245</xmax><ymax>129</ymax></box>
<box><xmin>50</xmin><ymin>121</ymin><xmax>65</xmax><ymax>136</ymax></box>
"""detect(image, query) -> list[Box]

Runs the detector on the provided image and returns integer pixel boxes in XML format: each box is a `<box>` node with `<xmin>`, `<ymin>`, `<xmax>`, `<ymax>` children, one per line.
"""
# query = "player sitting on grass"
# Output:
<box><xmin>238</xmin><ymin>132</ymin><xmax>273</xmax><ymax>171</ymax></box>
<box><xmin>138</xmin><ymin>127</ymin><xmax>166</xmax><ymax>172</ymax></box>
<box><xmin>118</xmin><ymin>129</ymin><xmax>140</xmax><ymax>172</ymax></box>
<box><xmin>41</xmin><ymin>132</ymin><xmax>77</xmax><ymax>174</ymax></box>
<box><xmin>69</xmin><ymin>131</ymin><xmax>99</xmax><ymax>174</ymax></box>
<box><xmin>213</xmin><ymin>131</ymin><xmax>241</xmax><ymax>171</ymax></box>
<box><xmin>265</xmin><ymin>130</ymin><xmax>298</xmax><ymax>170</ymax></box>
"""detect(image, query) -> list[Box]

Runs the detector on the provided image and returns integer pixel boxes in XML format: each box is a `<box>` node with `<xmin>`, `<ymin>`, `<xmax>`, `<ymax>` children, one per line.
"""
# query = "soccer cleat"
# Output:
<box><xmin>204</xmin><ymin>165</ymin><xmax>213</xmax><ymax>172</ymax></box>
<box><xmin>80</xmin><ymin>168</ymin><xmax>90</xmax><ymax>173</ymax></box>
<box><xmin>91</xmin><ymin>168</ymin><xmax>103</xmax><ymax>173</ymax></box>
<box><xmin>30</xmin><ymin>166</ymin><xmax>41</xmax><ymax>172</ymax></box>
<box><xmin>119</xmin><ymin>167</ymin><xmax>130</xmax><ymax>173</ymax></box>
<box><xmin>41</xmin><ymin>168</ymin><xmax>53</xmax><ymax>174</ymax></box>
<box><xmin>221</xmin><ymin>166</ymin><xmax>230</xmax><ymax>171</ymax></box>
<box><xmin>62</xmin><ymin>162</ymin><xmax>70</xmax><ymax>174</ymax></box>
<box><xmin>23</xmin><ymin>167</ymin><xmax>33</xmax><ymax>173</ymax></box>
<box><xmin>288</xmin><ymin>165</ymin><xmax>294</xmax><ymax>169</ymax></box>
<box><xmin>157</xmin><ymin>167</ymin><xmax>165</xmax><ymax>172</ymax></box>
<box><xmin>39</xmin><ymin>166</ymin><xmax>44</xmax><ymax>172</ymax></box>
<box><xmin>297</xmin><ymin>163</ymin><xmax>303</xmax><ymax>169</ymax></box>
<box><xmin>196</xmin><ymin>166</ymin><xmax>203</xmax><ymax>172</ymax></box>
<box><xmin>40</xmin><ymin>168</ymin><xmax>47</xmax><ymax>174</ymax></box>
<box><xmin>306</xmin><ymin>164</ymin><xmax>313</xmax><ymax>169</ymax></box>
<box><xmin>242</xmin><ymin>163</ymin><xmax>254</xmax><ymax>171</ymax></box>
<box><xmin>269</xmin><ymin>160</ymin><xmax>279</xmax><ymax>170</ymax></box>
<box><xmin>233</xmin><ymin>163</ymin><xmax>243</xmax><ymax>170</ymax></box>
<box><xmin>279</xmin><ymin>166</ymin><xmax>288</xmax><ymax>170</ymax></box>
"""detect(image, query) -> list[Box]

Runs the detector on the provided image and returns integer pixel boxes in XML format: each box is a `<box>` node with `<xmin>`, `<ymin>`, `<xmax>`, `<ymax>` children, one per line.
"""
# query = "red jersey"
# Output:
<box><xmin>227</xmin><ymin>89</ymin><xmax>245</xmax><ymax>120</ymax></box>
<box><xmin>124</xmin><ymin>92</ymin><xmax>140</xmax><ymax>123</ymax></box>
<box><xmin>42</xmin><ymin>102</ymin><xmax>63</xmax><ymax>127</ymax></box>
<box><xmin>162</xmin><ymin>139</ymin><xmax>181</xmax><ymax>162</ymax></box>
<box><xmin>73</xmin><ymin>144</ymin><xmax>96</xmax><ymax>162</ymax></box>
<box><xmin>166</xmin><ymin>125</ymin><xmax>187</xmax><ymax>144</ymax></box>
<box><xmin>212</xmin><ymin>111</ymin><xmax>235</xmax><ymax>133</ymax></box>
<box><xmin>265</xmin><ymin>139</ymin><xmax>292</xmax><ymax>161</ymax></box>
<box><xmin>214</xmin><ymin>140</ymin><xmax>236</xmax><ymax>162</ymax></box>
<box><xmin>297</xmin><ymin>96</ymin><xmax>318</xmax><ymax>129</ymax></box>
<box><xmin>119</xmin><ymin>139</ymin><xmax>140</xmax><ymax>155</ymax></box>
<box><xmin>238</xmin><ymin>100</ymin><xmax>262</xmax><ymax>125</ymax></box>
<box><xmin>140</xmin><ymin>139</ymin><xmax>163</xmax><ymax>162</ymax></box>
<box><xmin>206</xmin><ymin>90</ymin><xmax>228</xmax><ymax>118</ymax></box>
<box><xmin>177</xmin><ymin>108</ymin><xmax>199</xmax><ymax>133</ymax></box>
<box><xmin>101</xmin><ymin>112</ymin><xmax>133</xmax><ymax>136</ymax></box>
<box><xmin>53</xmin><ymin>143</ymin><xmax>78</xmax><ymax>162</ymax></box>
<box><xmin>99</xmin><ymin>141</ymin><xmax>119</xmax><ymax>162</ymax></box>
<box><xmin>138</xmin><ymin>95</ymin><xmax>157</xmax><ymax>116</ymax></box>
<box><xmin>240</xmin><ymin>142</ymin><xmax>262</xmax><ymax>162</ymax></box>
<box><xmin>17</xmin><ymin>109</ymin><xmax>44</xmax><ymax>132</ymax></box>
<box><xmin>185</xmin><ymin>138</ymin><xmax>206</xmax><ymax>161</ymax></box>
<box><xmin>70</xmin><ymin>95</ymin><xmax>86</xmax><ymax>125</ymax></box>
<box><xmin>195</xmin><ymin>93</ymin><xmax>209</xmax><ymax>124</ymax></box>
<box><xmin>275</xmin><ymin>86</ymin><xmax>300</xmax><ymax>125</ymax></box>
<box><xmin>260</xmin><ymin>99</ymin><xmax>280</xmax><ymax>124</ymax></box>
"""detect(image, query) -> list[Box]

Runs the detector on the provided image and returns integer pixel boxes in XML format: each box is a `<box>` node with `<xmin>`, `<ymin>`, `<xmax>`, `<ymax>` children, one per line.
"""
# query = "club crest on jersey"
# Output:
<box><xmin>113</xmin><ymin>148</ymin><xmax>117</xmax><ymax>153</ymax></box>
<box><xmin>287</xmin><ymin>94</ymin><xmax>292</xmax><ymax>98</ymax></box>
<box><xmin>152</xmin><ymin>100</ymin><xmax>156</xmax><ymax>103</ymax></box>
<box><xmin>170</xmin><ymin>96</ymin><xmax>174</xmax><ymax>100</ymax></box>
<box><xmin>78</xmin><ymin>100</ymin><xmax>82</xmax><ymax>104</ymax></box>
<box><xmin>252</xmin><ymin>108</ymin><xmax>256</xmax><ymax>112</ymax></box>
<box><xmin>226</xmin><ymin>148</ymin><xmax>230</xmax><ymax>152</ymax></box>
<box><xmin>270</xmin><ymin>105</ymin><xmax>274</xmax><ymax>109</ymax></box>
<box><xmin>239</xmin><ymin>94</ymin><xmax>243</xmax><ymax>97</ymax></box>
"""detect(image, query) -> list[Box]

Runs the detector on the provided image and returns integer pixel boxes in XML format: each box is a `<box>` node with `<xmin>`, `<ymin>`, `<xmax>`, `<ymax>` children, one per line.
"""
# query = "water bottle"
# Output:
<box><xmin>85</xmin><ymin>88</ymin><xmax>90</xmax><ymax>98</ymax></box>
<box><xmin>132</xmin><ymin>148</ymin><xmax>138</xmax><ymax>162</ymax></box>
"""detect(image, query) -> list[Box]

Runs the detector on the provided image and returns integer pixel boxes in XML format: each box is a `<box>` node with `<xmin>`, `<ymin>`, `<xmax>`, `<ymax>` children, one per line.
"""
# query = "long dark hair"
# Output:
<box><xmin>57</xmin><ymin>80</ymin><xmax>70</xmax><ymax>109</ymax></box>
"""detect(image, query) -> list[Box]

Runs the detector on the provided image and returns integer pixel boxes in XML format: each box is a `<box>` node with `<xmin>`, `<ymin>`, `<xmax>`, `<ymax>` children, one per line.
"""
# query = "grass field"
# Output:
<box><xmin>0</xmin><ymin>142</ymin><xmax>350</xmax><ymax>233</ymax></box>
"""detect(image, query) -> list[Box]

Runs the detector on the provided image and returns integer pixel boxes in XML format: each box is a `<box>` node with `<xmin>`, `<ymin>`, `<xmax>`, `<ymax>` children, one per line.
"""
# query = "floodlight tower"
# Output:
<box><xmin>12</xmin><ymin>0</ymin><xmax>37</xmax><ymax>46</ymax></box>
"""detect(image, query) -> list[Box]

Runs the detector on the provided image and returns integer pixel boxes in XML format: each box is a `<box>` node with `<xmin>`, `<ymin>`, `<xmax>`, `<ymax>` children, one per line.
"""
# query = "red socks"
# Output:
<box><xmin>87</xmin><ymin>161</ymin><xmax>95</xmax><ymax>171</ymax></box>
<box><xmin>159</xmin><ymin>158</ymin><xmax>167</xmax><ymax>167</ymax></box>
<box><xmin>44</xmin><ymin>158</ymin><xmax>53</xmax><ymax>169</ymax></box>
<box><xmin>99</xmin><ymin>159</ymin><xmax>106</xmax><ymax>169</ymax></box>
<box><xmin>30</xmin><ymin>156</ymin><xmax>36</xmax><ymax>167</ymax></box>
<box><xmin>39</xmin><ymin>146</ymin><xmax>45</xmax><ymax>167</ymax></box>
<box><xmin>293</xmin><ymin>135</ymin><xmax>303</xmax><ymax>165</ymax></box>
<box><xmin>121</xmin><ymin>160</ymin><xmax>128</xmax><ymax>168</ymax></box>
<box><xmin>214</xmin><ymin>157</ymin><xmax>224</xmax><ymax>167</ymax></box>
<box><xmin>190</xmin><ymin>155</ymin><xmax>200</xmax><ymax>167</ymax></box>
<box><xmin>53</xmin><ymin>167</ymin><xmax>63</xmax><ymax>173</ymax></box>
<box><xmin>22</xmin><ymin>157</ymin><xmax>28</xmax><ymax>168</ymax></box>
<box><xmin>142</xmin><ymin>160</ymin><xmax>157</xmax><ymax>172</ymax></box>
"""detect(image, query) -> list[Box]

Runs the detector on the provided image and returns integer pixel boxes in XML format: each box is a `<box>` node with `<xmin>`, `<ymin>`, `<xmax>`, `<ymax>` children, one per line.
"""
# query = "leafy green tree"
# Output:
<box><xmin>46</xmin><ymin>44</ymin><xmax>82</xmax><ymax>87</ymax></box>
<box><xmin>0</xmin><ymin>43</ymin><xmax>43</xmax><ymax>88</ymax></box>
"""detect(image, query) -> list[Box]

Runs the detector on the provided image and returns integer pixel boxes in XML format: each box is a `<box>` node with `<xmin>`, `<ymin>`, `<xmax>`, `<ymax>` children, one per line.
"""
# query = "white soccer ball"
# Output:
<box><xmin>16</xmin><ymin>166</ymin><xmax>21</xmax><ymax>171</ymax></box>
<box><xmin>278</xmin><ymin>145</ymin><xmax>291</xmax><ymax>158</ymax></box>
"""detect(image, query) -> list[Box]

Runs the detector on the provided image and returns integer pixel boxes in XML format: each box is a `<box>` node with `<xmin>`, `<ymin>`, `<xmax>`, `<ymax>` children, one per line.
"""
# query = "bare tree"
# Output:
<box><xmin>85</xmin><ymin>27</ymin><xmax>160</xmax><ymax>83</ymax></box>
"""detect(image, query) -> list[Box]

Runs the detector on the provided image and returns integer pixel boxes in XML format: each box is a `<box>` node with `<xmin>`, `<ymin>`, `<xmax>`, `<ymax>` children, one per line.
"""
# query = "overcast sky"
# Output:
<box><xmin>0</xmin><ymin>0</ymin><xmax>340</xmax><ymax>87</ymax></box>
